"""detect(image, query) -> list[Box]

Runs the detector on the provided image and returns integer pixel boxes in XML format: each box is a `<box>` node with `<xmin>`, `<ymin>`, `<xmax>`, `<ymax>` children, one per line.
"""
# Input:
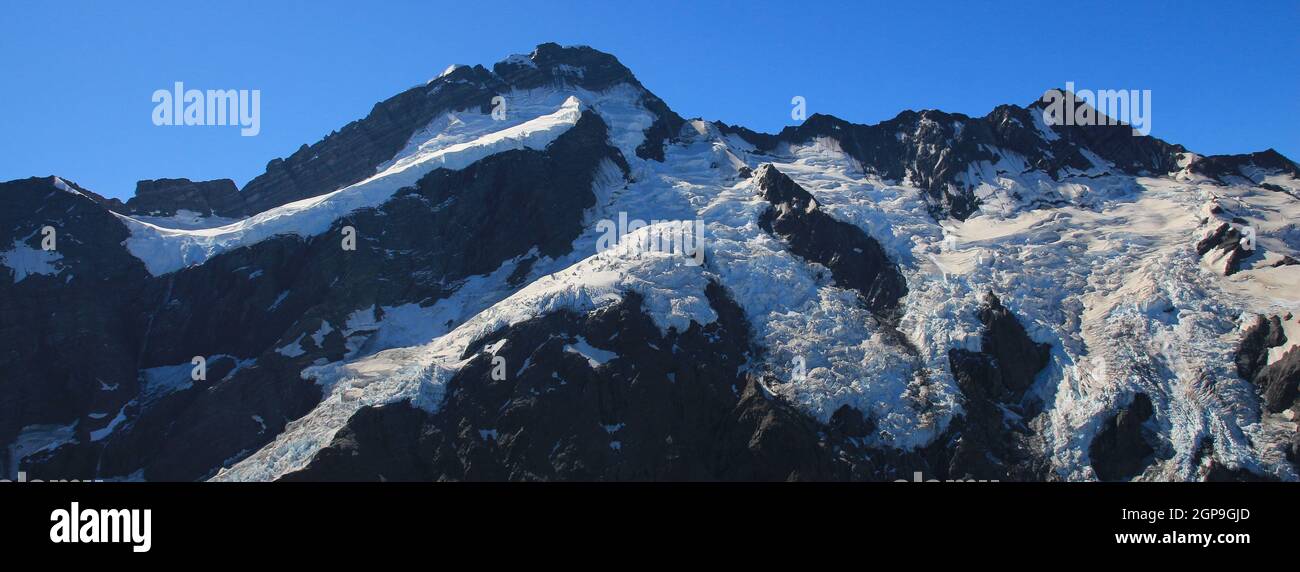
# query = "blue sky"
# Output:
<box><xmin>2</xmin><ymin>0</ymin><xmax>1296</xmax><ymax>200</ymax></box>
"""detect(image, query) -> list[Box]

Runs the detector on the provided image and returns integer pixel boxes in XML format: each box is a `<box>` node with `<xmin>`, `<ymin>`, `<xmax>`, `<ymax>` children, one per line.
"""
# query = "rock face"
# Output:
<box><xmin>1257</xmin><ymin>348</ymin><xmax>1300</xmax><ymax>414</ymax></box>
<box><xmin>1196</xmin><ymin>222</ymin><xmax>1256</xmax><ymax>275</ymax></box>
<box><xmin>1291</xmin><ymin>430</ymin><xmax>1300</xmax><ymax>467</ymax></box>
<box><xmin>237</xmin><ymin>43</ymin><xmax>680</xmax><ymax>215</ymax></box>
<box><xmin>752</xmin><ymin>164</ymin><xmax>907</xmax><ymax>318</ymax></box>
<box><xmin>494</xmin><ymin>42</ymin><xmax>638</xmax><ymax>91</ymax></box>
<box><xmin>721</xmin><ymin>89</ymin><xmax>1188</xmax><ymax>220</ymax></box>
<box><xmin>1190</xmin><ymin>149</ymin><xmax>1300</xmax><ymax>184</ymax></box>
<box><xmin>4</xmin><ymin>110</ymin><xmax>629</xmax><ymax>481</ymax></box>
<box><xmin>285</xmin><ymin>284</ymin><xmax>844</xmax><ymax>481</ymax></box>
<box><xmin>943</xmin><ymin>292</ymin><xmax>1053</xmax><ymax>481</ymax></box>
<box><xmin>287</xmin><ymin>290</ymin><xmax>1064</xmax><ymax>482</ymax></box>
<box><xmin>969</xmin><ymin>292</ymin><xmax>1052</xmax><ymax>397</ymax></box>
<box><xmin>239</xmin><ymin>65</ymin><xmax>502</xmax><ymax>215</ymax></box>
<box><xmin>1235</xmin><ymin>315</ymin><xmax>1300</xmax><ymax>415</ymax></box>
<box><xmin>0</xmin><ymin>177</ymin><xmax>340</xmax><ymax>480</ymax></box>
<box><xmin>1236</xmin><ymin>315</ymin><xmax>1288</xmax><ymax>383</ymax></box>
<box><xmin>1227</xmin><ymin>314</ymin><xmax>1300</xmax><ymax>475</ymax></box>
<box><xmin>1089</xmin><ymin>393</ymin><xmax>1157</xmax><ymax>481</ymax></box>
<box><xmin>126</xmin><ymin>178</ymin><xmax>243</xmax><ymax>217</ymax></box>
<box><xmin>402</xmin><ymin>112</ymin><xmax>627</xmax><ymax>265</ymax></box>
<box><xmin>0</xmin><ymin>177</ymin><xmax>151</xmax><ymax>475</ymax></box>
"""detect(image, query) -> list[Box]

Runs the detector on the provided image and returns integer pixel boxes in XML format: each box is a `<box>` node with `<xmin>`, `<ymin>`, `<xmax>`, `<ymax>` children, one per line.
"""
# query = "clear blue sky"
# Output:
<box><xmin>2</xmin><ymin>0</ymin><xmax>1296</xmax><ymax>200</ymax></box>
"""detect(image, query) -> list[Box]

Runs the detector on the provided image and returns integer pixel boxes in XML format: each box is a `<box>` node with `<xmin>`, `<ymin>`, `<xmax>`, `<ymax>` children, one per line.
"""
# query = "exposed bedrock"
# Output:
<box><xmin>6</xmin><ymin>112</ymin><xmax>628</xmax><ymax>481</ymax></box>
<box><xmin>126</xmin><ymin>178</ymin><xmax>244</xmax><ymax>218</ymax></box>
<box><xmin>752</xmin><ymin>164</ymin><xmax>908</xmax><ymax>320</ymax></box>
<box><xmin>943</xmin><ymin>292</ymin><xmax>1053</xmax><ymax>481</ymax></box>
<box><xmin>288</xmin><ymin>290</ymin><xmax>1060</xmax><ymax>481</ymax></box>
<box><xmin>1196</xmin><ymin>222</ymin><xmax>1257</xmax><ymax>276</ymax></box>
<box><xmin>720</xmin><ymin>89</ymin><xmax>1189</xmax><ymax>221</ymax></box>
<box><xmin>286</xmin><ymin>283</ymin><xmax>848</xmax><ymax>481</ymax></box>
<box><xmin>1235</xmin><ymin>314</ymin><xmax>1300</xmax><ymax>415</ymax></box>
<box><xmin>1088</xmin><ymin>393</ymin><xmax>1157</xmax><ymax>482</ymax></box>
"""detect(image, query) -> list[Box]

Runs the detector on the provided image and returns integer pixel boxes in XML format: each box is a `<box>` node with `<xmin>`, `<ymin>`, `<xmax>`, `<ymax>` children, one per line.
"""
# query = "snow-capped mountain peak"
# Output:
<box><xmin>3</xmin><ymin>43</ymin><xmax>1298</xmax><ymax>483</ymax></box>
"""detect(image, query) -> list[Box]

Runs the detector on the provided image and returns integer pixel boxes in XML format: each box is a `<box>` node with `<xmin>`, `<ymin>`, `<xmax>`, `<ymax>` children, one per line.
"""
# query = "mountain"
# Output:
<box><xmin>2</xmin><ymin>43</ymin><xmax>1298</xmax><ymax>482</ymax></box>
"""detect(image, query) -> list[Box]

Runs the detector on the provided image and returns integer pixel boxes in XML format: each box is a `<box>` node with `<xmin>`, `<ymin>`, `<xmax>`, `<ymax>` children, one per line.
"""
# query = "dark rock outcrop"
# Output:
<box><xmin>1088</xmin><ymin>393</ymin><xmax>1157</xmax><ymax>481</ymax></box>
<box><xmin>399</xmin><ymin>111</ymin><xmax>627</xmax><ymax>264</ymax></box>
<box><xmin>1257</xmin><ymin>347</ymin><xmax>1300</xmax><ymax>414</ymax></box>
<box><xmin>943</xmin><ymin>292</ymin><xmax>1052</xmax><ymax>481</ymax></box>
<box><xmin>126</xmin><ymin>178</ymin><xmax>244</xmax><ymax>217</ymax></box>
<box><xmin>1290</xmin><ymin>429</ymin><xmax>1300</xmax><ymax>466</ymax></box>
<box><xmin>1189</xmin><ymin>149</ymin><xmax>1300</xmax><ymax>184</ymax></box>
<box><xmin>752</xmin><ymin>164</ymin><xmax>907</xmax><ymax>318</ymax></box>
<box><xmin>972</xmin><ymin>293</ymin><xmax>1053</xmax><ymax>396</ymax></box>
<box><xmin>0</xmin><ymin>177</ymin><xmax>152</xmax><ymax>475</ymax></box>
<box><xmin>1236</xmin><ymin>315</ymin><xmax>1287</xmax><ymax>383</ymax></box>
<box><xmin>1196</xmin><ymin>222</ymin><xmax>1256</xmax><ymax>275</ymax></box>
<box><xmin>1234</xmin><ymin>314</ymin><xmax>1299</xmax><ymax>414</ymax></box>
<box><xmin>493</xmin><ymin>42</ymin><xmax>637</xmax><ymax>92</ymax></box>
<box><xmin>1272</xmin><ymin>255</ymin><xmax>1299</xmax><ymax>268</ymax></box>
<box><xmin>721</xmin><ymin>88</ymin><xmax>1189</xmax><ymax>220</ymax></box>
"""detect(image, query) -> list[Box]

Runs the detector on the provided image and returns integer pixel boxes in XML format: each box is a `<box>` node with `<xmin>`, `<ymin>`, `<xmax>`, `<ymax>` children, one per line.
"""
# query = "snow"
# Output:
<box><xmin>115</xmin><ymin>96</ymin><xmax>586</xmax><ymax>275</ymax></box>
<box><xmin>205</xmin><ymin>59</ymin><xmax>1300</xmax><ymax>482</ymax></box>
<box><xmin>337</xmin><ymin>302</ymin><xmax>457</xmax><ymax>359</ymax></box>
<box><xmin>50</xmin><ymin>176</ymin><xmax>90</xmax><ymax>199</ymax></box>
<box><xmin>89</xmin><ymin>406</ymin><xmax>128</xmax><ymax>441</ymax></box>
<box><xmin>1031</xmin><ymin>110</ymin><xmax>1061</xmax><ymax>142</ymax></box>
<box><xmin>214</xmin><ymin>239</ymin><xmax>718</xmax><ymax>481</ymax></box>
<box><xmin>136</xmin><ymin>354</ymin><xmax>250</xmax><ymax>405</ymax></box>
<box><xmin>311</xmin><ymin>320</ymin><xmax>333</xmax><ymax>348</ymax></box>
<box><xmin>911</xmin><ymin>173</ymin><xmax>1298</xmax><ymax>479</ymax></box>
<box><xmin>131</xmin><ymin>209</ymin><xmax>242</xmax><ymax>230</ymax></box>
<box><xmin>139</xmin><ymin>360</ymin><xmax>197</xmax><ymax>404</ymax></box>
<box><xmin>564</xmin><ymin>337</ymin><xmax>619</xmax><ymax>368</ymax></box>
<box><xmin>554</xmin><ymin>63</ymin><xmax>586</xmax><ymax>79</ymax></box>
<box><xmin>435</xmin><ymin>64</ymin><xmax>463</xmax><ymax>80</ymax></box>
<box><xmin>276</xmin><ymin>333</ymin><xmax>308</xmax><ymax>358</ymax></box>
<box><xmin>502</xmin><ymin>53</ymin><xmax>537</xmax><ymax>69</ymax></box>
<box><xmin>7</xmin><ymin>422</ymin><xmax>77</xmax><ymax>477</ymax></box>
<box><xmin>1</xmin><ymin>240</ymin><xmax>63</xmax><ymax>283</ymax></box>
<box><xmin>267</xmin><ymin>291</ymin><xmax>290</xmax><ymax>311</ymax></box>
